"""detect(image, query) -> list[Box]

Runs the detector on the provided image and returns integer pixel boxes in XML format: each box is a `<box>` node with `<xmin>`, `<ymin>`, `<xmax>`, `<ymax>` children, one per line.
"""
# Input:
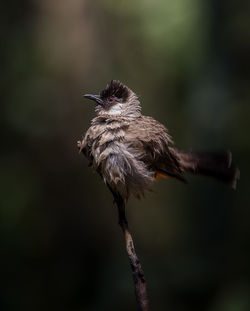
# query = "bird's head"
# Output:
<box><xmin>84</xmin><ymin>80</ymin><xmax>141</xmax><ymax>117</ymax></box>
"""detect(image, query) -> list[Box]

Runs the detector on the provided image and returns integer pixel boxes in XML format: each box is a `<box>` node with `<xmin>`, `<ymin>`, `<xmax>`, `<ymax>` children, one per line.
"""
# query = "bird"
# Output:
<box><xmin>77</xmin><ymin>80</ymin><xmax>240</xmax><ymax>204</ymax></box>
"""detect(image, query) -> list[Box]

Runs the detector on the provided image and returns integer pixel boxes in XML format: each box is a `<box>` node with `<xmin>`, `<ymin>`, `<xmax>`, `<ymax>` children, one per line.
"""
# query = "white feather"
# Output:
<box><xmin>108</xmin><ymin>103</ymin><xmax>123</xmax><ymax>115</ymax></box>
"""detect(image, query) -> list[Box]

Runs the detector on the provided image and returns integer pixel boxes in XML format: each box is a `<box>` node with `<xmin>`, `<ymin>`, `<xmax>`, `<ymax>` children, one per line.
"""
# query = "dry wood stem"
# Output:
<box><xmin>116</xmin><ymin>199</ymin><xmax>149</xmax><ymax>311</ymax></box>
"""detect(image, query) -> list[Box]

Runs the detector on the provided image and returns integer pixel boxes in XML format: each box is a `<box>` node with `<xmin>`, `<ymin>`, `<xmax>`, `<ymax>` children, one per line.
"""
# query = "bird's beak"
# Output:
<box><xmin>83</xmin><ymin>94</ymin><xmax>103</xmax><ymax>105</ymax></box>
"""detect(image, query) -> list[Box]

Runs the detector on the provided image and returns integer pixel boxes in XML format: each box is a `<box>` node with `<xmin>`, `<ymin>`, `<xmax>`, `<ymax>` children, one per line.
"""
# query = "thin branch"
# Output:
<box><xmin>116</xmin><ymin>199</ymin><xmax>149</xmax><ymax>311</ymax></box>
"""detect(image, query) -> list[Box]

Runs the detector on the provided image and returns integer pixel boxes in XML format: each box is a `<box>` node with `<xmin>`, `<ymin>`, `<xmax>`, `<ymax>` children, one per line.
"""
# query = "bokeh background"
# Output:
<box><xmin>1</xmin><ymin>1</ymin><xmax>250</xmax><ymax>310</ymax></box>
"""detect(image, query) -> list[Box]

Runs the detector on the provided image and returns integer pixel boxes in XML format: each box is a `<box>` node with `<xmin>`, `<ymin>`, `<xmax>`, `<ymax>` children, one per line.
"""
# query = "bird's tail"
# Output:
<box><xmin>177</xmin><ymin>150</ymin><xmax>240</xmax><ymax>189</ymax></box>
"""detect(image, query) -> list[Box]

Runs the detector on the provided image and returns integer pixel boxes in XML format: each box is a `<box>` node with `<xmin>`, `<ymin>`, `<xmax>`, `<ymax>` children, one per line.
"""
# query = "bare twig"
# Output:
<box><xmin>116</xmin><ymin>198</ymin><xmax>149</xmax><ymax>311</ymax></box>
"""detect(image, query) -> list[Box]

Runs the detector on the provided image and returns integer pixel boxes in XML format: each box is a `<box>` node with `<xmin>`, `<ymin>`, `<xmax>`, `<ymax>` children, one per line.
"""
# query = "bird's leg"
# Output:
<box><xmin>108</xmin><ymin>187</ymin><xmax>149</xmax><ymax>311</ymax></box>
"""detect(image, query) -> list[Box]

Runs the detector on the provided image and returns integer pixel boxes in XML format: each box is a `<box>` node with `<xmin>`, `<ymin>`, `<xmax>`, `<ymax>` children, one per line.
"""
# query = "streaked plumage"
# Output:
<box><xmin>78</xmin><ymin>80</ymin><xmax>240</xmax><ymax>201</ymax></box>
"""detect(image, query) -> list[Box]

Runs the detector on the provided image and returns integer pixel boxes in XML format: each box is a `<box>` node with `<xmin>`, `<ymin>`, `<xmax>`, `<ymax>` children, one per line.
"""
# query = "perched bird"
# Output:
<box><xmin>78</xmin><ymin>80</ymin><xmax>239</xmax><ymax>203</ymax></box>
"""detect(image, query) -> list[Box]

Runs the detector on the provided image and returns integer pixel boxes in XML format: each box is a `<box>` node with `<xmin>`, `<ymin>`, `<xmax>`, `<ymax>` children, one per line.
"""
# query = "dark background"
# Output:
<box><xmin>1</xmin><ymin>1</ymin><xmax>250</xmax><ymax>310</ymax></box>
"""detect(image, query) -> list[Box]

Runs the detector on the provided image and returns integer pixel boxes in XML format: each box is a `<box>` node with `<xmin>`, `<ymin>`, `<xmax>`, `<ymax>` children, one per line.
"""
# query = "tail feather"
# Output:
<box><xmin>177</xmin><ymin>150</ymin><xmax>240</xmax><ymax>189</ymax></box>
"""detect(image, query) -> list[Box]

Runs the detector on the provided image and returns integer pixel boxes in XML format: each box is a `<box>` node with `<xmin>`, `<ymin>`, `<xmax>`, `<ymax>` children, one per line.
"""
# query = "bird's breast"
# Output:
<box><xmin>88</xmin><ymin>121</ymin><xmax>128</xmax><ymax>167</ymax></box>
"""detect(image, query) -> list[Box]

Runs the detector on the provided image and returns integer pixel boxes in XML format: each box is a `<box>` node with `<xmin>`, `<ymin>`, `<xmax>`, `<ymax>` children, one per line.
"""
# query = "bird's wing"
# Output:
<box><xmin>78</xmin><ymin>127</ymin><xmax>96</xmax><ymax>166</ymax></box>
<box><xmin>125</xmin><ymin>116</ymin><xmax>186</xmax><ymax>182</ymax></box>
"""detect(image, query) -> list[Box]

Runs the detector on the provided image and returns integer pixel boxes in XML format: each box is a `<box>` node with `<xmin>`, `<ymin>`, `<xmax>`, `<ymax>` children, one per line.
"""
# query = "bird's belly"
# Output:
<box><xmin>92</xmin><ymin>140</ymin><xmax>154</xmax><ymax>199</ymax></box>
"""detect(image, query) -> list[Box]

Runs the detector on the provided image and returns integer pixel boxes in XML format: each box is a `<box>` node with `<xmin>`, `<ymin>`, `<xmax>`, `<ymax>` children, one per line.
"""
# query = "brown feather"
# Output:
<box><xmin>79</xmin><ymin>81</ymin><xmax>240</xmax><ymax>200</ymax></box>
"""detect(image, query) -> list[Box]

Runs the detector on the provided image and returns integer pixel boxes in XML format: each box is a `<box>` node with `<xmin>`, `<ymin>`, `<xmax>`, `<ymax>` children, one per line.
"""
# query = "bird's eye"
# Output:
<box><xmin>108</xmin><ymin>97</ymin><xmax>115</xmax><ymax>102</ymax></box>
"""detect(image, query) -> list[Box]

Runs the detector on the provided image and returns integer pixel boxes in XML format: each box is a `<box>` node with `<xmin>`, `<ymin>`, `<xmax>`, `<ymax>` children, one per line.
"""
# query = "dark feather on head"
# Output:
<box><xmin>100</xmin><ymin>80</ymin><xmax>129</xmax><ymax>102</ymax></box>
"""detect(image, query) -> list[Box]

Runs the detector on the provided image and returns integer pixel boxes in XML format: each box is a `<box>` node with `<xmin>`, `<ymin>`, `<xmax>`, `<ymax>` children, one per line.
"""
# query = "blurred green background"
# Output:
<box><xmin>1</xmin><ymin>1</ymin><xmax>250</xmax><ymax>310</ymax></box>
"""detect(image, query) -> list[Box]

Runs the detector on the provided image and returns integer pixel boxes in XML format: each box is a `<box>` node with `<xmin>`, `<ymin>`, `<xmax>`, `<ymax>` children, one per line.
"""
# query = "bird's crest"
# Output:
<box><xmin>100</xmin><ymin>80</ymin><xmax>129</xmax><ymax>102</ymax></box>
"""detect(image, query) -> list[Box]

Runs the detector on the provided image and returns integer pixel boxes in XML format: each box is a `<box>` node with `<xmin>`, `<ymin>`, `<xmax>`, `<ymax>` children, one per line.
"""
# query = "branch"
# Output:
<box><xmin>116</xmin><ymin>199</ymin><xmax>149</xmax><ymax>311</ymax></box>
